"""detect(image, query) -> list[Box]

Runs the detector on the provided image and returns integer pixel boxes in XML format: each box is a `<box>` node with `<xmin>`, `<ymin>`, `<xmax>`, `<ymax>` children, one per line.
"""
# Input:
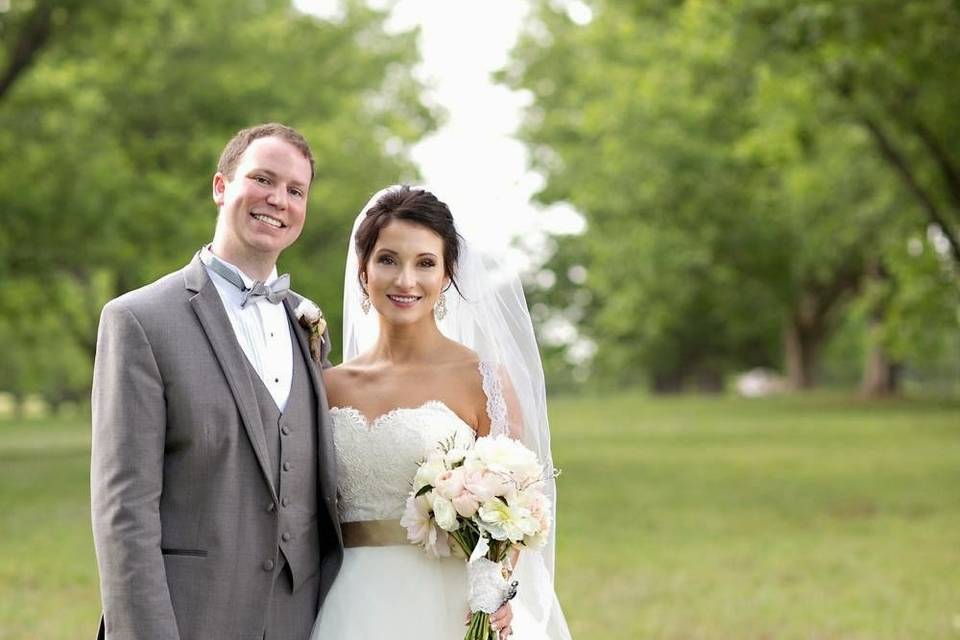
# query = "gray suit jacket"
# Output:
<box><xmin>91</xmin><ymin>254</ymin><xmax>343</xmax><ymax>640</ymax></box>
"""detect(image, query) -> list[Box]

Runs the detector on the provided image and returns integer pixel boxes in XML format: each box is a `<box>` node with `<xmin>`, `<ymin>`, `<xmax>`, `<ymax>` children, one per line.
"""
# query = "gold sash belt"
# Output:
<box><xmin>341</xmin><ymin>519</ymin><xmax>409</xmax><ymax>548</ymax></box>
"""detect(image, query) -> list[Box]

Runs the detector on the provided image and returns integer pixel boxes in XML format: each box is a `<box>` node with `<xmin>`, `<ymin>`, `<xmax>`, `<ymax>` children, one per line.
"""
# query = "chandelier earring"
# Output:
<box><xmin>434</xmin><ymin>291</ymin><xmax>447</xmax><ymax>321</ymax></box>
<box><xmin>360</xmin><ymin>289</ymin><xmax>372</xmax><ymax>315</ymax></box>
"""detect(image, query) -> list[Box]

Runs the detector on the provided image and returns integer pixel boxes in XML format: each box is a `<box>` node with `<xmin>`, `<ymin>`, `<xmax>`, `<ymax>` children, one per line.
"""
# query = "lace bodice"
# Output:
<box><xmin>331</xmin><ymin>361</ymin><xmax>508</xmax><ymax>524</ymax></box>
<box><xmin>331</xmin><ymin>401</ymin><xmax>475</xmax><ymax>522</ymax></box>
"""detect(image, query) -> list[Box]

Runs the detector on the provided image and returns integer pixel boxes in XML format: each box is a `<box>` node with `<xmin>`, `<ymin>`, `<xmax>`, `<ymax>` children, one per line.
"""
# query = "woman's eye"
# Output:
<box><xmin>419</xmin><ymin>260</ymin><xmax>436</xmax><ymax>268</ymax></box>
<box><xmin>377</xmin><ymin>255</ymin><xmax>395</xmax><ymax>265</ymax></box>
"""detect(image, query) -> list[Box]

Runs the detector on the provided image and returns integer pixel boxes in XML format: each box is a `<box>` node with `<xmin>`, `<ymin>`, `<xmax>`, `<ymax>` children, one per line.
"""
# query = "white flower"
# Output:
<box><xmin>294</xmin><ymin>297</ymin><xmax>327</xmax><ymax>361</ymax></box>
<box><xmin>413</xmin><ymin>454</ymin><xmax>446</xmax><ymax>493</ymax></box>
<box><xmin>400</xmin><ymin>495</ymin><xmax>450</xmax><ymax>558</ymax></box>
<box><xmin>472</xmin><ymin>435</ymin><xmax>543</xmax><ymax>485</ymax></box>
<box><xmin>432</xmin><ymin>495</ymin><xmax>460</xmax><ymax>532</ymax></box>
<box><xmin>477</xmin><ymin>498</ymin><xmax>537</xmax><ymax>543</ymax></box>
<box><xmin>514</xmin><ymin>489</ymin><xmax>551</xmax><ymax>548</ymax></box>
<box><xmin>444</xmin><ymin>446</ymin><xmax>467</xmax><ymax>467</ymax></box>
<box><xmin>294</xmin><ymin>299</ymin><xmax>321</xmax><ymax>324</ymax></box>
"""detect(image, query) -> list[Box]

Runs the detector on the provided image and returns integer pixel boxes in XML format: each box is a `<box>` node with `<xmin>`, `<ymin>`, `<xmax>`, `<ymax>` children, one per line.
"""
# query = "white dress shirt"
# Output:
<box><xmin>200</xmin><ymin>246</ymin><xmax>293</xmax><ymax>411</ymax></box>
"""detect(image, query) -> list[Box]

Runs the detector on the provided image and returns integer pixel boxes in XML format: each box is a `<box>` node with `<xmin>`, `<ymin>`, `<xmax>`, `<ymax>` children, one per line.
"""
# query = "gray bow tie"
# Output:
<box><xmin>206</xmin><ymin>253</ymin><xmax>290</xmax><ymax>308</ymax></box>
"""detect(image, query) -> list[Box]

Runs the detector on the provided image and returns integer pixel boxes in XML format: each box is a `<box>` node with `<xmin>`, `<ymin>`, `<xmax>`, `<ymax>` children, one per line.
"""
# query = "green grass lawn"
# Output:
<box><xmin>1</xmin><ymin>393</ymin><xmax>958</xmax><ymax>639</ymax></box>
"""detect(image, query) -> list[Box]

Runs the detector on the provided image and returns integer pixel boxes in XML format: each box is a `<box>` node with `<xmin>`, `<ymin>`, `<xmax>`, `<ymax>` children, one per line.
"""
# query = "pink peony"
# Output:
<box><xmin>434</xmin><ymin>468</ymin><xmax>466</xmax><ymax>501</ymax></box>
<box><xmin>463</xmin><ymin>470</ymin><xmax>510</xmax><ymax>503</ymax></box>
<box><xmin>452</xmin><ymin>491</ymin><xmax>480</xmax><ymax>518</ymax></box>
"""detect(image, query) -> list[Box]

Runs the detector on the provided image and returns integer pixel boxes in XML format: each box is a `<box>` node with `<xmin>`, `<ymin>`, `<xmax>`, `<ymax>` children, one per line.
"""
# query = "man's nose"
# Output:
<box><xmin>267</xmin><ymin>186</ymin><xmax>288</xmax><ymax>210</ymax></box>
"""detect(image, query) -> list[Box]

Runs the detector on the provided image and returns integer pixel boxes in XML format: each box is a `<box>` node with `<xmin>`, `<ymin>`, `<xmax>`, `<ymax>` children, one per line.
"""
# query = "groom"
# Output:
<box><xmin>91</xmin><ymin>123</ymin><xmax>342</xmax><ymax>640</ymax></box>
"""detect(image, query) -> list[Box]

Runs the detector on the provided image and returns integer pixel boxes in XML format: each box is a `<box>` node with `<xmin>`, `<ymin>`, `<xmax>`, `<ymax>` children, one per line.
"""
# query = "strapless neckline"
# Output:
<box><xmin>330</xmin><ymin>400</ymin><xmax>476</xmax><ymax>434</ymax></box>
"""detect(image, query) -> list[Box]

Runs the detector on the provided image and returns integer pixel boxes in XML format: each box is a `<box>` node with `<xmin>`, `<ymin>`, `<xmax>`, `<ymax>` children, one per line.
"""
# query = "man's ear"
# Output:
<box><xmin>212</xmin><ymin>172</ymin><xmax>227</xmax><ymax>207</ymax></box>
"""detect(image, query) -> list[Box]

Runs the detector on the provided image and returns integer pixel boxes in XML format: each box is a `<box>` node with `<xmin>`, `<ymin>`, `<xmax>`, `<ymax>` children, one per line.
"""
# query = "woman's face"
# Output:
<box><xmin>363</xmin><ymin>219</ymin><xmax>449</xmax><ymax>327</ymax></box>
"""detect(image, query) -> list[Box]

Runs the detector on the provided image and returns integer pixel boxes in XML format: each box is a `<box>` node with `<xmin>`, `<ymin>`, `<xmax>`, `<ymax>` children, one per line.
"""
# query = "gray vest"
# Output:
<box><xmin>244</xmin><ymin>318</ymin><xmax>320</xmax><ymax>592</ymax></box>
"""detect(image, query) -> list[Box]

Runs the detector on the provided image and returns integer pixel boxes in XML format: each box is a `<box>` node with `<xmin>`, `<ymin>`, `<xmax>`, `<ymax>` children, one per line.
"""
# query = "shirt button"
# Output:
<box><xmin>281</xmin><ymin>532</ymin><xmax>292</xmax><ymax>542</ymax></box>
<box><xmin>282</xmin><ymin>461</ymin><xmax>291</xmax><ymax>472</ymax></box>
<box><xmin>262</xmin><ymin>559</ymin><xmax>275</xmax><ymax>571</ymax></box>
<box><xmin>274</xmin><ymin>378</ymin><xmax>279</xmax><ymax>383</ymax></box>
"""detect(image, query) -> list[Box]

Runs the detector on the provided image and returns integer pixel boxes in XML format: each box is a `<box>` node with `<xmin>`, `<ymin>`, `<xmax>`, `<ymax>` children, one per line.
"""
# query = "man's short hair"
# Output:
<box><xmin>216</xmin><ymin>123</ymin><xmax>315</xmax><ymax>183</ymax></box>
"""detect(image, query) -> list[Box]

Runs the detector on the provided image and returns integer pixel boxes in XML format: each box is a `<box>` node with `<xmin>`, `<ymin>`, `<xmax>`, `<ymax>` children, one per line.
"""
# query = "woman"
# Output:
<box><xmin>310</xmin><ymin>186</ymin><xmax>571</xmax><ymax>640</ymax></box>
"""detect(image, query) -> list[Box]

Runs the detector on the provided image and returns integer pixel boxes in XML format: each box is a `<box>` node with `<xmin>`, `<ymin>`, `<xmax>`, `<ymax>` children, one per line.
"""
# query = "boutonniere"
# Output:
<box><xmin>295</xmin><ymin>298</ymin><xmax>327</xmax><ymax>365</ymax></box>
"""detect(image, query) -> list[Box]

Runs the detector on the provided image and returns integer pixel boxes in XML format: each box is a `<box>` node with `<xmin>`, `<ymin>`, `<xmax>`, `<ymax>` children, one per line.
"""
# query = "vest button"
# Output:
<box><xmin>262</xmin><ymin>559</ymin><xmax>275</xmax><ymax>571</ymax></box>
<box><xmin>282</xmin><ymin>532</ymin><xmax>292</xmax><ymax>542</ymax></box>
<box><xmin>282</xmin><ymin>461</ymin><xmax>291</xmax><ymax>472</ymax></box>
<box><xmin>266</xmin><ymin>502</ymin><xmax>276</xmax><ymax>513</ymax></box>
<box><xmin>281</xmin><ymin>425</ymin><xmax>291</xmax><ymax>436</ymax></box>
<box><xmin>281</xmin><ymin>497</ymin><xmax>290</xmax><ymax>508</ymax></box>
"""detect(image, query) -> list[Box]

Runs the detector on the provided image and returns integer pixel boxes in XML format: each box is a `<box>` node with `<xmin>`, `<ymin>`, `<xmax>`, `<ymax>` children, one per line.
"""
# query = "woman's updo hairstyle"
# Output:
<box><xmin>355</xmin><ymin>185</ymin><xmax>462</xmax><ymax>296</ymax></box>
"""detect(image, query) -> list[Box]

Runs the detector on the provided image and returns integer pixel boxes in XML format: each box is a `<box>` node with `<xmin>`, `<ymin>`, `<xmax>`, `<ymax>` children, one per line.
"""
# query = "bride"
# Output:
<box><xmin>310</xmin><ymin>185</ymin><xmax>571</xmax><ymax>639</ymax></box>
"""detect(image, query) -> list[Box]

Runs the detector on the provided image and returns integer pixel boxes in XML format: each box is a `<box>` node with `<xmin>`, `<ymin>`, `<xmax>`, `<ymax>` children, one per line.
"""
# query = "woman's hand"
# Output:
<box><xmin>464</xmin><ymin>602</ymin><xmax>513</xmax><ymax>638</ymax></box>
<box><xmin>489</xmin><ymin>601</ymin><xmax>513</xmax><ymax>638</ymax></box>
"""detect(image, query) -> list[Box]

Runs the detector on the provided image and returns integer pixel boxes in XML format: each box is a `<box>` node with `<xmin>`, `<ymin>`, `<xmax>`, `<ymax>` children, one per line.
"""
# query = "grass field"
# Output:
<box><xmin>1</xmin><ymin>393</ymin><xmax>958</xmax><ymax>639</ymax></box>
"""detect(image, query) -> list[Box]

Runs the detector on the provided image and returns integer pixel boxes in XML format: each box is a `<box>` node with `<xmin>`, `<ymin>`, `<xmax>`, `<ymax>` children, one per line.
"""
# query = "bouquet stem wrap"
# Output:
<box><xmin>467</xmin><ymin>557</ymin><xmax>513</xmax><ymax>614</ymax></box>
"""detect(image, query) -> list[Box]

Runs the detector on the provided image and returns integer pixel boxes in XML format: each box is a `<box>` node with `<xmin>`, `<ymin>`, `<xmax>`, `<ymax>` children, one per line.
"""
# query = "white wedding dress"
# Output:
<box><xmin>310</xmin><ymin>363</ymin><xmax>548</xmax><ymax>639</ymax></box>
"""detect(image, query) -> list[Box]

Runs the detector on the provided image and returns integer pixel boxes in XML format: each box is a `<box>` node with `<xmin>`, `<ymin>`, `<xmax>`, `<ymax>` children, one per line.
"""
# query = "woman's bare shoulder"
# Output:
<box><xmin>322</xmin><ymin>360</ymin><xmax>371</xmax><ymax>405</ymax></box>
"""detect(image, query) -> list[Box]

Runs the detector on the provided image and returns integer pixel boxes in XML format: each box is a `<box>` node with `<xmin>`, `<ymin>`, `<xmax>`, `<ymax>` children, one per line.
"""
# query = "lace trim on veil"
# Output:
<box><xmin>478</xmin><ymin>361</ymin><xmax>509</xmax><ymax>437</ymax></box>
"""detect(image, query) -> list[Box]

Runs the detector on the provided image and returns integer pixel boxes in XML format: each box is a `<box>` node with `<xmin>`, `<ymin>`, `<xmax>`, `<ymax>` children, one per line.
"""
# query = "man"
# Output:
<box><xmin>91</xmin><ymin>123</ymin><xmax>342</xmax><ymax>640</ymax></box>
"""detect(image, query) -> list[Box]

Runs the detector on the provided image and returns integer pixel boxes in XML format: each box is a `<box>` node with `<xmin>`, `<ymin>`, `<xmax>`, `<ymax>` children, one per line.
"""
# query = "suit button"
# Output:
<box><xmin>266</xmin><ymin>502</ymin><xmax>276</xmax><ymax>513</ymax></box>
<box><xmin>282</xmin><ymin>461</ymin><xmax>291</xmax><ymax>472</ymax></box>
<box><xmin>281</xmin><ymin>425</ymin><xmax>290</xmax><ymax>436</ymax></box>
<box><xmin>282</xmin><ymin>532</ymin><xmax>292</xmax><ymax>542</ymax></box>
<box><xmin>262</xmin><ymin>559</ymin><xmax>275</xmax><ymax>571</ymax></box>
<box><xmin>281</xmin><ymin>497</ymin><xmax>290</xmax><ymax>508</ymax></box>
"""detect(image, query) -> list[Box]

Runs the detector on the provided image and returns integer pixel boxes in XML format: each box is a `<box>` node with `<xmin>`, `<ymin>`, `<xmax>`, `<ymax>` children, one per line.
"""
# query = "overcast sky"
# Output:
<box><xmin>295</xmin><ymin>0</ymin><xmax>585</xmax><ymax>263</ymax></box>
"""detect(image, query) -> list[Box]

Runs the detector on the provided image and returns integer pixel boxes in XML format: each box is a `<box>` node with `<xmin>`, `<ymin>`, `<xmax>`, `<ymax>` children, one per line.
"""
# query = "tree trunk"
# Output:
<box><xmin>693</xmin><ymin>369</ymin><xmax>724</xmax><ymax>393</ymax></box>
<box><xmin>651</xmin><ymin>371</ymin><xmax>684</xmax><ymax>393</ymax></box>
<box><xmin>860</xmin><ymin>258</ymin><xmax>900</xmax><ymax>397</ymax></box>
<box><xmin>0</xmin><ymin>2</ymin><xmax>55</xmax><ymax>102</ymax></box>
<box><xmin>861</xmin><ymin>338</ymin><xmax>901</xmax><ymax>397</ymax></box>
<box><xmin>783</xmin><ymin>256</ymin><xmax>865</xmax><ymax>391</ymax></box>
<box><xmin>784</xmin><ymin>317</ymin><xmax>821</xmax><ymax>390</ymax></box>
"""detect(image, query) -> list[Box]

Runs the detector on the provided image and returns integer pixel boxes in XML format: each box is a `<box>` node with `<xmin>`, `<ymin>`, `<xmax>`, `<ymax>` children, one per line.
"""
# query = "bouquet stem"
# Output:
<box><xmin>465</xmin><ymin>611</ymin><xmax>493</xmax><ymax>640</ymax></box>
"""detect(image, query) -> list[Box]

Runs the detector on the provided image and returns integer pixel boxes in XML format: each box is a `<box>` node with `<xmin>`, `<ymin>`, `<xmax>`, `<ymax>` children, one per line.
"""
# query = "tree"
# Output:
<box><xmin>502</xmin><ymin>0</ymin><xmax>957</xmax><ymax>391</ymax></box>
<box><xmin>0</xmin><ymin>0</ymin><xmax>436</xmax><ymax>404</ymax></box>
<box><xmin>734</xmin><ymin>0</ymin><xmax>960</xmax><ymax>264</ymax></box>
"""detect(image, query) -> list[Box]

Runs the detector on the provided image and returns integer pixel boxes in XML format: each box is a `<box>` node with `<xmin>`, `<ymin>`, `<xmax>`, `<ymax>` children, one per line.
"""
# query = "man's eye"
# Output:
<box><xmin>289</xmin><ymin>188</ymin><xmax>304</xmax><ymax>198</ymax></box>
<box><xmin>255</xmin><ymin>176</ymin><xmax>270</xmax><ymax>185</ymax></box>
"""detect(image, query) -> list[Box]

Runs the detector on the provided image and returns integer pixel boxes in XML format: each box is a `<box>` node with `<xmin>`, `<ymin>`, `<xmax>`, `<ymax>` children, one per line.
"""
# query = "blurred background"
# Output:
<box><xmin>1</xmin><ymin>1</ymin><xmax>958</xmax><ymax>638</ymax></box>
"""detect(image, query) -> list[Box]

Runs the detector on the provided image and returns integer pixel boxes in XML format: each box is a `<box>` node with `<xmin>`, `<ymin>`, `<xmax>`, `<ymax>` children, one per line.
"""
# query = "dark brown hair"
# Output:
<box><xmin>355</xmin><ymin>185</ymin><xmax>462</xmax><ymax>295</ymax></box>
<box><xmin>216</xmin><ymin>123</ymin><xmax>315</xmax><ymax>182</ymax></box>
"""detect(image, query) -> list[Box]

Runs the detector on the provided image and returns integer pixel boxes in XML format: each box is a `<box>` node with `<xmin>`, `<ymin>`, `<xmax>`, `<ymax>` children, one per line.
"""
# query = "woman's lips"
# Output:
<box><xmin>386</xmin><ymin>294</ymin><xmax>421</xmax><ymax>308</ymax></box>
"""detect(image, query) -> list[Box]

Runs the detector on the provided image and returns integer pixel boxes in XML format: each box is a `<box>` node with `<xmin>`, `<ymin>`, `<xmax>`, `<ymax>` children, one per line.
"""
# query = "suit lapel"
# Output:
<box><xmin>184</xmin><ymin>255</ymin><xmax>278</xmax><ymax>500</ymax></box>
<box><xmin>284</xmin><ymin>296</ymin><xmax>340</xmax><ymax>533</ymax></box>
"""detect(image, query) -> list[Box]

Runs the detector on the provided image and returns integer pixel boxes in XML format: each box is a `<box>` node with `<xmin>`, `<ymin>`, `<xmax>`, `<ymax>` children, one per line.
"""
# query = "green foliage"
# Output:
<box><xmin>0</xmin><ymin>0</ymin><xmax>437</xmax><ymax>401</ymax></box>
<box><xmin>504</xmin><ymin>0</ymin><xmax>959</xmax><ymax>390</ymax></box>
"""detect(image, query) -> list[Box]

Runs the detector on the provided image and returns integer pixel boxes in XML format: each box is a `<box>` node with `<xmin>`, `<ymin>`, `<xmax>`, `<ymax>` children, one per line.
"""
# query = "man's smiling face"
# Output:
<box><xmin>212</xmin><ymin>135</ymin><xmax>312</xmax><ymax>266</ymax></box>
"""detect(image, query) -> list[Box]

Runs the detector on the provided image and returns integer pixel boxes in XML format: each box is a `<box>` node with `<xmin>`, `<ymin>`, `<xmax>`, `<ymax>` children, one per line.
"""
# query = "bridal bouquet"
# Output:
<box><xmin>401</xmin><ymin>434</ymin><xmax>554</xmax><ymax>640</ymax></box>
